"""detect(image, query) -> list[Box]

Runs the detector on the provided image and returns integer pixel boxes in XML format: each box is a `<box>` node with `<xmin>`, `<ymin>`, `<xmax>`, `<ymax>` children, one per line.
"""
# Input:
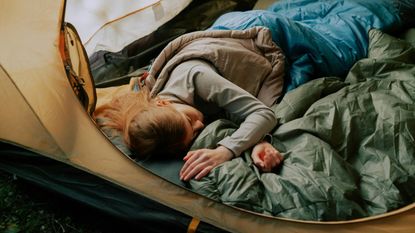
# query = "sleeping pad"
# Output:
<box><xmin>188</xmin><ymin>29</ymin><xmax>415</xmax><ymax>221</ymax></box>
<box><xmin>210</xmin><ymin>0</ymin><xmax>402</xmax><ymax>92</ymax></box>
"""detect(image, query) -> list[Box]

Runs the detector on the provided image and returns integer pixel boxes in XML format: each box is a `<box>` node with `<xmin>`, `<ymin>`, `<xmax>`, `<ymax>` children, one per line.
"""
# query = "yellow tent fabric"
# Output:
<box><xmin>0</xmin><ymin>0</ymin><xmax>414</xmax><ymax>232</ymax></box>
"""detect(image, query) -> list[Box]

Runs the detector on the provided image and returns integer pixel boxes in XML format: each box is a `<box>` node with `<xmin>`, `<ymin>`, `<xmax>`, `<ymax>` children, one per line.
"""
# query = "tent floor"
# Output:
<box><xmin>0</xmin><ymin>142</ymin><xmax>227</xmax><ymax>233</ymax></box>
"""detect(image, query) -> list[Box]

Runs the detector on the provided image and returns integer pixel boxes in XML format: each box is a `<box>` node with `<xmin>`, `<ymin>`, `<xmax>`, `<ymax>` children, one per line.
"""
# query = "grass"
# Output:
<box><xmin>0</xmin><ymin>170</ymin><xmax>132</xmax><ymax>233</ymax></box>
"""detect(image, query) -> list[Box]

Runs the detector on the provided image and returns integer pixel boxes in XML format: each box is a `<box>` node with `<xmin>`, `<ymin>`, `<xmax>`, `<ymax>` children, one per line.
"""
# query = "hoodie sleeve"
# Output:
<box><xmin>186</xmin><ymin>60</ymin><xmax>278</xmax><ymax>156</ymax></box>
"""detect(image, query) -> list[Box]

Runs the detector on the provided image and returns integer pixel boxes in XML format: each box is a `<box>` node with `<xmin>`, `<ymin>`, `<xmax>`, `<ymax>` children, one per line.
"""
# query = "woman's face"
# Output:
<box><xmin>170</xmin><ymin>103</ymin><xmax>205</xmax><ymax>147</ymax></box>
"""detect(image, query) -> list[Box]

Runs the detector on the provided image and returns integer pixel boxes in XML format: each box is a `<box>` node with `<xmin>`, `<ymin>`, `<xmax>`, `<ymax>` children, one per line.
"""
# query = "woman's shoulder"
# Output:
<box><xmin>173</xmin><ymin>59</ymin><xmax>217</xmax><ymax>74</ymax></box>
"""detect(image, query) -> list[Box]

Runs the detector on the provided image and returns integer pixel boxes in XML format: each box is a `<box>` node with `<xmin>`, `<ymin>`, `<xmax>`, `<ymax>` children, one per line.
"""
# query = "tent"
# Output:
<box><xmin>0</xmin><ymin>0</ymin><xmax>414</xmax><ymax>232</ymax></box>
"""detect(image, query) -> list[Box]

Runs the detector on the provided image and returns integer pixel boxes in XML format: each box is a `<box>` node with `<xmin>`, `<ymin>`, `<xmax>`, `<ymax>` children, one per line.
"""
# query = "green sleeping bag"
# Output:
<box><xmin>189</xmin><ymin>29</ymin><xmax>415</xmax><ymax>221</ymax></box>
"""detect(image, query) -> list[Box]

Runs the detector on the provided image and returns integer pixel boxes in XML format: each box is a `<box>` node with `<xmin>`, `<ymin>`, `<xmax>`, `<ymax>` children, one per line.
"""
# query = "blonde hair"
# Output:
<box><xmin>94</xmin><ymin>88</ymin><xmax>187</xmax><ymax>159</ymax></box>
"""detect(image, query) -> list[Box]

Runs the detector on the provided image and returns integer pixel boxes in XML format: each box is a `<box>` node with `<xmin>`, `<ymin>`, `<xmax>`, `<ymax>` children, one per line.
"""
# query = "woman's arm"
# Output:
<box><xmin>170</xmin><ymin>60</ymin><xmax>278</xmax><ymax>180</ymax></box>
<box><xmin>192</xmin><ymin>62</ymin><xmax>278</xmax><ymax>156</ymax></box>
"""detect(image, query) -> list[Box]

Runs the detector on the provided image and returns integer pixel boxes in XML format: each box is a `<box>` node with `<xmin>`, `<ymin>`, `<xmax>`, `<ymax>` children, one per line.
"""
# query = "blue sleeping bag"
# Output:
<box><xmin>210</xmin><ymin>0</ymin><xmax>402</xmax><ymax>91</ymax></box>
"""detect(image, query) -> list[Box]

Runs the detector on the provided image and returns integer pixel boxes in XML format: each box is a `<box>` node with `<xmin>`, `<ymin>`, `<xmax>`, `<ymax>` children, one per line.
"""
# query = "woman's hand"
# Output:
<box><xmin>180</xmin><ymin>146</ymin><xmax>233</xmax><ymax>181</ymax></box>
<box><xmin>251</xmin><ymin>142</ymin><xmax>283</xmax><ymax>172</ymax></box>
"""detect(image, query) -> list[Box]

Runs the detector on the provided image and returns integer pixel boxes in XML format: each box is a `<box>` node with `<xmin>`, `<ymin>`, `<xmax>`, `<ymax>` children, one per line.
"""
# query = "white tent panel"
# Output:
<box><xmin>66</xmin><ymin>0</ymin><xmax>192</xmax><ymax>54</ymax></box>
<box><xmin>65</xmin><ymin>0</ymin><xmax>160</xmax><ymax>42</ymax></box>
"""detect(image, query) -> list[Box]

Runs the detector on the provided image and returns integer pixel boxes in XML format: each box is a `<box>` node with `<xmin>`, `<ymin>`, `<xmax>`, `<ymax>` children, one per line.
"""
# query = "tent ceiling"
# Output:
<box><xmin>65</xmin><ymin>0</ymin><xmax>192</xmax><ymax>55</ymax></box>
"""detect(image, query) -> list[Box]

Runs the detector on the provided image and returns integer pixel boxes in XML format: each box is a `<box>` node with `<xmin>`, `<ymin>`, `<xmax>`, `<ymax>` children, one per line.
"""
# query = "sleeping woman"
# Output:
<box><xmin>94</xmin><ymin>0</ymin><xmax>415</xmax><ymax>181</ymax></box>
<box><xmin>94</xmin><ymin>27</ymin><xmax>286</xmax><ymax>181</ymax></box>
